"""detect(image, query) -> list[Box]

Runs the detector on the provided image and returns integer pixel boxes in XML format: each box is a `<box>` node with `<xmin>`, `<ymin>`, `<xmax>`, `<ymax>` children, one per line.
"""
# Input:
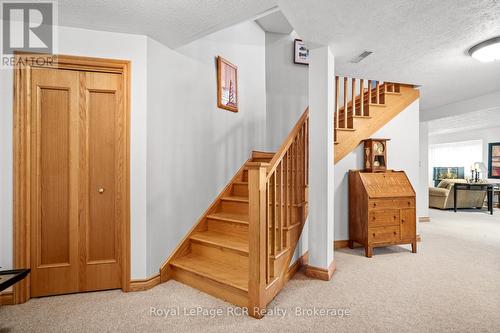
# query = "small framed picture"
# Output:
<box><xmin>217</xmin><ymin>56</ymin><xmax>238</xmax><ymax>112</ymax></box>
<box><xmin>294</xmin><ymin>39</ymin><xmax>309</xmax><ymax>65</ymax></box>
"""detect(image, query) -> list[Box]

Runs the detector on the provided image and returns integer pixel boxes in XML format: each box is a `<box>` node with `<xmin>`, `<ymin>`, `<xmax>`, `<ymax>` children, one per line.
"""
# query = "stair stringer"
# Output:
<box><xmin>262</xmin><ymin>204</ymin><xmax>308</xmax><ymax>307</ymax></box>
<box><xmin>159</xmin><ymin>159</ymin><xmax>251</xmax><ymax>282</ymax></box>
<box><xmin>335</xmin><ymin>85</ymin><xmax>419</xmax><ymax>164</ymax></box>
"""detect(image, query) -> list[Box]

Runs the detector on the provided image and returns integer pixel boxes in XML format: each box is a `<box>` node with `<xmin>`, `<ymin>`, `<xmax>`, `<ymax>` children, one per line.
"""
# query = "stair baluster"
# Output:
<box><xmin>248</xmin><ymin>109</ymin><xmax>309</xmax><ymax>318</ymax></box>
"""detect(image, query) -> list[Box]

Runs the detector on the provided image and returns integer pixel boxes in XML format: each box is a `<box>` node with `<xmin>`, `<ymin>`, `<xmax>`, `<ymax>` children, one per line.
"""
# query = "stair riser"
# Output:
<box><xmin>191</xmin><ymin>242</ymin><xmax>248</xmax><ymax>266</ymax></box>
<box><xmin>284</xmin><ymin>224</ymin><xmax>303</xmax><ymax>249</ymax></box>
<box><xmin>207</xmin><ymin>219</ymin><xmax>248</xmax><ymax>238</ymax></box>
<box><xmin>170</xmin><ymin>266</ymin><xmax>248</xmax><ymax>308</ymax></box>
<box><xmin>220</xmin><ymin>200</ymin><xmax>249</xmax><ymax>215</ymax></box>
<box><xmin>232</xmin><ymin>183</ymin><xmax>248</xmax><ymax>197</ymax></box>
<box><xmin>270</xmin><ymin>252</ymin><xmax>288</xmax><ymax>279</ymax></box>
<box><xmin>242</xmin><ymin>170</ymin><xmax>248</xmax><ymax>182</ymax></box>
<box><xmin>252</xmin><ymin>158</ymin><xmax>272</xmax><ymax>163</ymax></box>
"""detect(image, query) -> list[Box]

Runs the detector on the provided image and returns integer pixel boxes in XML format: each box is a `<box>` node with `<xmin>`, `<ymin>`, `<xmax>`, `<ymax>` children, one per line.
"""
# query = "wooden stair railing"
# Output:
<box><xmin>334</xmin><ymin>76</ymin><xmax>419</xmax><ymax>163</ymax></box>
<box><xmin>248</xmin><ymin>108</ymin><xmax>309</xmax><ymax>318</ymax></box>
<box><xmin>159</xmin><ymin>109</ymin><xmax>309</xmax><ymax>319</ymax></box>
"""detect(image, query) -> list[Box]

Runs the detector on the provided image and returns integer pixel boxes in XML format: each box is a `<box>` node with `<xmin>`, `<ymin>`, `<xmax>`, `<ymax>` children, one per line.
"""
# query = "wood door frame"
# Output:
<box><xmin>13</xmin><ymin>53</ymin><xmax>131</xmax><ymax>304</ymax></box>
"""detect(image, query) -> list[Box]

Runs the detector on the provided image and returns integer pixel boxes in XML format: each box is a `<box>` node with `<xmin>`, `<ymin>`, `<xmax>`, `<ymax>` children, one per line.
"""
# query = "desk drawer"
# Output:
<box><xmin>369</xmin><ymin>226</ymin><xmax>400</xmax><ymax>244</ymax></box>
<box><xmin>369</xmin><ymin>210</ymin><xmax>400</xmax><ymax>227</ymax></box>
<box><xmin>369</xmin><ymin>198</ymin><xmax>415</xmax><ymax>210</ymax></box>
<box><xmin>369</xmin><ymin>200</ymin><xmax>394</xmax><ymax>210</ymax></box>
<box><xmin>393</xmin><ymin>198</ymin><xmax>415</xmax><ymax>208</ymax></box>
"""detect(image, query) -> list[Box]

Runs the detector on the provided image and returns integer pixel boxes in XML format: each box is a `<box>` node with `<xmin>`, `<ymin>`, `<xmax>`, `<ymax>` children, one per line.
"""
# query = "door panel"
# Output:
<box><xmin>29</xmin><ymin>66</ymin><xmax>126</xmax><ymax>296</ymax></box>
<box><xmin>88</xmin><ymin>91</ymin><xmax>117</xmax><ymax>262</ymax></box>
<box><xmin>30</xmin><ymin>68</ymin><xmax>80</xmax><ymax>297</ymax></box>
<box><xmin>400</xmin><ymin>208</ymin><xmax>416</xmax><ymax>241</ymax></box>
<box><xmin>79</xmin><ymin>71</ymin><xmax>124</xmax><ymax>291</ymax></box>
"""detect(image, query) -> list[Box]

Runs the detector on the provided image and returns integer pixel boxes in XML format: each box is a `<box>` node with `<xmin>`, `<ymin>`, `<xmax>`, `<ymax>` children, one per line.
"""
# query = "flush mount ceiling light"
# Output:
<box><xmin>468</xmin><ymin>36</ymin><xmax>500</xmax><ymax>63</ymax></box>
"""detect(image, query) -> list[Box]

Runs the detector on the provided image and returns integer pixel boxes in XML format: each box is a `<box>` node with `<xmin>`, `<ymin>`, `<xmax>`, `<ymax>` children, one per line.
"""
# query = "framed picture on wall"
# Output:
<box><xmin>217</xmin><ymin>56</ymin><xmax>238</xmax><ymax>112</ymax></box>
<box><xmin>294</xmin><ymin>39</ymin><xmax>309</xmax><ymax>65</ymax></box>
<box><xmin>488</xmin><ymin>142</ymin><xmax>500</xmax><ymax>178</ymax></box>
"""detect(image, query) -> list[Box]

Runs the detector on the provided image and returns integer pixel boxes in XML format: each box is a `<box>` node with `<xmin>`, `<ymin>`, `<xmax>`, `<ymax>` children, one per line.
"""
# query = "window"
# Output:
<box><xmin>428</xmin><ymin>140</ymin><xmax>483</xmax><ymax>185</ymax></box>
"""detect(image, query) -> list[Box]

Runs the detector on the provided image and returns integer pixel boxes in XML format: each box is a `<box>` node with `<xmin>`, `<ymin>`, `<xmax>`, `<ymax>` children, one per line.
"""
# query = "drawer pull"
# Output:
<box><xmin>372</xmin><ymin>233</ymin><xmax>376</xmax><ymax>237</ymax></box>
<box><xmin>402</xmin><ymin>219</ymin><xmax>405</xmax><ymax>223</ymax></box>
<box><xmin>373</xmin><ymin>203</ymin><xmax>377</xmax><ymax>207</ymax></box>
<box><xmin>393</xmin><ymin>232</ymin><xmax>397</xmax><ymax>235</ymax></box>
<box><xmin>393</xmin><ymin>216</ymin><xmax>397</xmax><ymax>219</ymax></box>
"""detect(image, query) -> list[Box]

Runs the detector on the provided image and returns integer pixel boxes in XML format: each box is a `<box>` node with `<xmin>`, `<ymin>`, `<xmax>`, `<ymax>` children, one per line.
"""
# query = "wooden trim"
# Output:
<box><xmin>13</xmin><ymin>52</ymin><xmax>128</xmax><ymax>73</ymax></box>
<box><xmin>13</xmin><ymin>53</ymin><xmax>131</xmax><ymax>303</ymax></box>
<box><xmin>129</xmin><ymin>274</ymin><xmax>161</xmax><ymax>292</ymax></box>
<box><xmin>284</xmin><ymin>251</ymin><xmax>309</xmax><ymax>283</ymax></box>
<box><xmin>419</xmin><ymin>216</ymin><xmax>431</xmax><ymax>223</ymax></box>
<box><xmin>334</xmin><ymin>240</ymin><xmax>349</xmax><ymax>249</ymax></box>
<box><xmin>305</xmin><ymin>260</ymin><xmax>336</xmax><ymax>281</ymax></box>
<box><xmin>0</xmin><ymin>292</ymin><xmax>14</xmax><ymax>305</ymax></box>
<box><xmin>334</xmin><ymin>235</ymin><xmax>422</xmax><ymax>250</ymax></box>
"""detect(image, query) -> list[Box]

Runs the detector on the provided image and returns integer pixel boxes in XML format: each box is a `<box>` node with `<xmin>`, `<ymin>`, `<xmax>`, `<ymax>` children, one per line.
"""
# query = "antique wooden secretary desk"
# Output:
<box><xmin>348</xmin><ymin>139</ymin><xmax>417</xmax><ymax>257</ymax></box>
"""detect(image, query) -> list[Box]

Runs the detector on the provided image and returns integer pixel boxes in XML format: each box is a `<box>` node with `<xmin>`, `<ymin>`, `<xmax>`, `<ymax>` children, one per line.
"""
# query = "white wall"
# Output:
<box><xmin>265</xmin><ymin>32</ymin><xmax>308</xmax><ymax>151</ymax></box>
<box><xmin>419</xmin><ymin>122</ymin><xmax>429</xmax><ymax>217</ymax></box>
<box><xmin>334</xmin><ymin>100</ymin><xmax>421</xmax><ymax>241</ymax></box>
<box><xmin>429</xmin><ymin>126</ymin><xmax>500</xmax><ymax>181</ymax></box>
<box><xmin>0</xmin><ymin>26</ymin><xmax>149</xmax><ymax>278</ymax></box>
<box><xmin>146</xmin><ymin>22</ymin><xmax>267</xmax><ymax>275</ymax></box>
<box><xmin>307</xmin><ymin>46</ymin><xmax>335</xmax><ymax>268</ymax></box>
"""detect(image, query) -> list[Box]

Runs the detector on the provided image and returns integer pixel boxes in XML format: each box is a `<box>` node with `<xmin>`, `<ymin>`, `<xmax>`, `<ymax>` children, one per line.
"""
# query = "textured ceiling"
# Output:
<box><xmin>428</xmin><ymin>108</ymin><xmax>500</xmax><ymax>135</ymax></box>
<box><xmin>57</xmin><ymin>0</ymin><xmax>500</xmax><ymax>112</ymax></box>
<box><xmin>256</xmin><ymin>10</ymin><xmax>293</xmax><ymax>34</ymax></box>
<box><xmin>58</xmin><ymin>0</ymin><xmax>278</xmax><ymax>48</ymax></box>
<box><xmin>279</xmin><ymin>0</ymin><xmax>500</xmax><ymax>111</ymax></box>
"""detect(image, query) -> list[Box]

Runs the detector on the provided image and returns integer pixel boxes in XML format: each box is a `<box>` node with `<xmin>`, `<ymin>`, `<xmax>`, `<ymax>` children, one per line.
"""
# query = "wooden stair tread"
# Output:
<box><xmin>352</xmin><ymin>115</ymin><xmax>372</xmax><ymax>119</ymax></box>
<box><xmin>207</xmin><ymin>212</ymin><xmax>249</xmax><ymax>224</ymax></box>
<box><xmin>336</xmin><ymin>128</ymin><xmax>356</xmax><ymax>132</ymax></box>
<box><xmin>190</xmin><ymin>230</ymin><xmax>248</xmax><ymax>254</ymax></box>
<box><xmin>221</xmin><ymin>195</ymin><xmax>249</xmax><ymax>203</ymax></box>
<box><xmin>171</xmin><ymin>253</ymin><xmax>248</xmax><ymax>292</ymax></box>
<box><xmin>364</xmin><ymin>103</ymin><xmax>386</xmax><ymax>107</ymax></box>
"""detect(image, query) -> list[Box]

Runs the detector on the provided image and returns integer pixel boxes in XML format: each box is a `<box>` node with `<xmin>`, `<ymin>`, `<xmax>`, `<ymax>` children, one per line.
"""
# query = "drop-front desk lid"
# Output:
<box><xmin>355</xmin><ymin>170</ymin><xmax>415</xmax><ymax>198</ymax></box>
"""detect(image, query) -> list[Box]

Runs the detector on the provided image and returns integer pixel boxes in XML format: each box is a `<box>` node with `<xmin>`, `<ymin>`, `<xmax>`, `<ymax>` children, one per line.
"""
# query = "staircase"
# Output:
<box><xmin>334</xmin><ymin>77</ymin><xmax>419</xmax><ymax>163</ymax></box>
<box><xmin>160</xmin><ymin>110</ymin><xmax>309</xmax><ymax>318</ymax></box>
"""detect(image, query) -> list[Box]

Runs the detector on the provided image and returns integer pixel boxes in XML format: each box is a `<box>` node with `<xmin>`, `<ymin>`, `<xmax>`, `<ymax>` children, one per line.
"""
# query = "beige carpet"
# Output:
<box><xmin>1</xmin><ymin>208</ymin><xmax>499</xmax><ymax>332</ymax></box>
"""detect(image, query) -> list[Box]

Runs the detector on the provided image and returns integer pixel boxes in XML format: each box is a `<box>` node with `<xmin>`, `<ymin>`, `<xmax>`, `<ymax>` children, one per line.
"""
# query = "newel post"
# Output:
<box><xmin>247</xmin><ymin>162</ymin><xmax>268</xmax><ymax>318</ymax></box>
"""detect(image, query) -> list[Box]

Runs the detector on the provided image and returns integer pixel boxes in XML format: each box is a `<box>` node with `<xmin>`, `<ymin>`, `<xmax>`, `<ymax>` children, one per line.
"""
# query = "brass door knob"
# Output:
<box><xmin>98</xmin><ymin>188</ymin><xmax>105</xmax><ymax>194</ymax></box>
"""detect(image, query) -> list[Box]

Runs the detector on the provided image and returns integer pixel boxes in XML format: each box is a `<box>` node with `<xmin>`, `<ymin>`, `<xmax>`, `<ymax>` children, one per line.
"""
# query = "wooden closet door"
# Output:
<box><xmin>79</xmin><ymin>71</ymin><xmax>125</xmax><ymax>291</ymax></box>
<box><xmin>30</xmin><ymin>68</ymin><xmax>80</xmax><ymax>297</ymax></box>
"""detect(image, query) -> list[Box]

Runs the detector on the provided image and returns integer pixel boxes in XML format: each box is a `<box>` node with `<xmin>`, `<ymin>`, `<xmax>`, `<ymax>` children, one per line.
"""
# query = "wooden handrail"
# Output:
<box><xmin>266</xmin><ymin>108</ymin><xmax>309</xmax><ymax>176</ymax></box>
<box><xmin>248</xmin><ymin>108</ymin><xmax>309</xmax><ymax>317</ymax></box>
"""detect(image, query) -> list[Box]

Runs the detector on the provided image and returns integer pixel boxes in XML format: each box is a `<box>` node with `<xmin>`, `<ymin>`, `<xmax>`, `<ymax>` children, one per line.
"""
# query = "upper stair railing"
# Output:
<box><xmin>334</xmin><ymin>76</ymin><xmax>400</xmax><ymax>141</ymax></box>
<box><xmin>247</xmin><ymin>108</ymin><xmax>309</xmax><ymax>318</ymax></box>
